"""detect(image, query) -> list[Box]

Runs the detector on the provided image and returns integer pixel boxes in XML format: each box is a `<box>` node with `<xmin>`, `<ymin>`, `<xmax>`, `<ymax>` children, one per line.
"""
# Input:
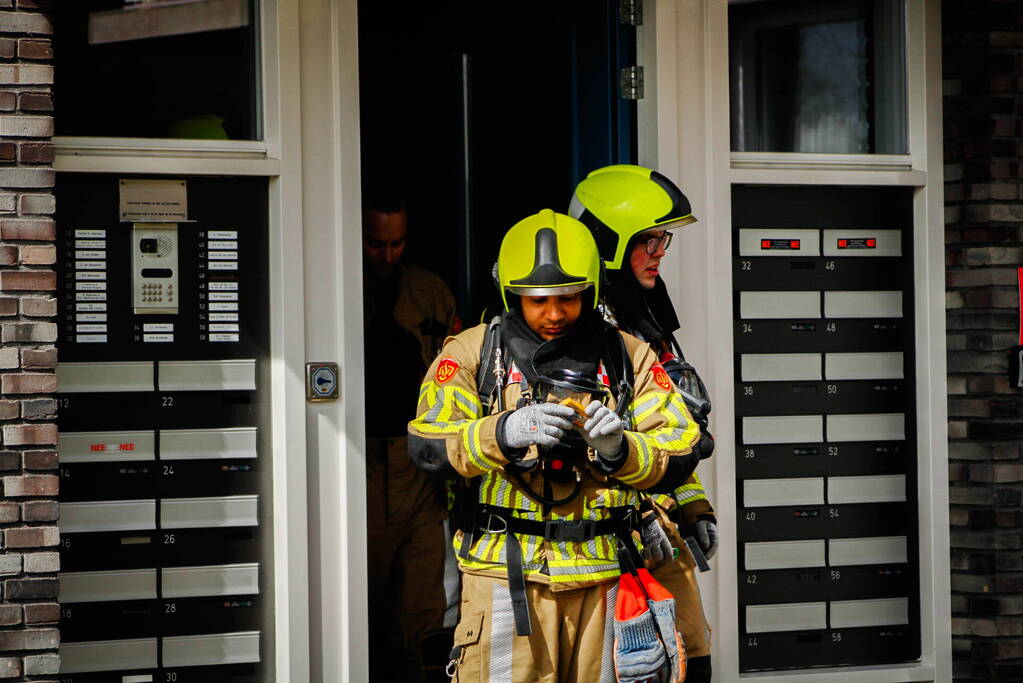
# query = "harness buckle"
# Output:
<box><xmin>544</xmin><ymin>519</ymin><xmax>596</xmax><ymax>542</ymax></box>
<box><xmin>481</xmin><ymin>512</ymin><xmax>508</xmax><ymax>534</ymax></box>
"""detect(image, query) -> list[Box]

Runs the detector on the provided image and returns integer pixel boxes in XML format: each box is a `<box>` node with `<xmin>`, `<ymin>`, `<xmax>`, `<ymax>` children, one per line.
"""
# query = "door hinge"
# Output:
<box><xmin>619</xmin><ymin>0</ymin><xmax>643</xmax><ymax>26</ymax></box>
<box><xmin>619</xmin><ymin>65</ymin><xmax>644</xmax><ymax>100</ymax></box>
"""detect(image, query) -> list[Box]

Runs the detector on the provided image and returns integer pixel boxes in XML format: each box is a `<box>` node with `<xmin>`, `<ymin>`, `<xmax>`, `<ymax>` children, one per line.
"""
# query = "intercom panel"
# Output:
<box><xmin>55</xmin><ymin>175</ymin><xmax>271</xmax><ymax>682</ymax></box>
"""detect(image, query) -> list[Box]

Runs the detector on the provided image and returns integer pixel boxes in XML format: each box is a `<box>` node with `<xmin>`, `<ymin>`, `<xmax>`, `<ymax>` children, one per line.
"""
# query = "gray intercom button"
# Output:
<box><xmin>822</xmin><ymin>229</ymin><xmax>902</xmax><ymax>257</ymax></box>
<box><xmin>59</xmin><ymin>638</ymin><xmax>158</xmax><ymax>674</ymax></box>
<box><xmin>59</xmin><ymin>569</ymin><xmax>157</xmax><ymax>603</ymax></box>
<box><xmin>744</xmin><ymin>477</ymin><xmax>825</xmax><ymax>508</ymax></box>
<box><xmin>827</xmin><ymin>413</ymin><xmax>905</xmax><ymax>442</ymax></box>
<box><xmin>824</xmin><ymin>290</ymin><xmax>902</xmax><ymax>318</ymax></box>
<box><xmin>162</xmin><ymin>631</ymin><xmax>260</xmax><ymax>667</ymax></box>
<box><xmin>741</xmin><ymin>353</ymin><xmax>822</xmax><ymax>382</ymax></box>
<box><xmin>161</xmin><ymin>495</ymin><xmax>258</xmax><ymax>529</ymax></box>
<box><xmin>158</xmin><ymin>359</ymin><xmax>256</xmax><ymax>391</ymax></box>
<box><xmin>740</xmin><ymin>291</ymin><xmax>821</xmax><ymax>319</ymax></box>
<box><xmin>57</xmin><ymin>361</ymin><xmax>154</xmax><ymax>393</ymax></box>
<box><xmin>829</xmin><ymin>536</ymin><xmax>908</xmax><ymax>567</ymax></box>
<box><xmin>58</xmin><ymin>430</ymin><xmax>155</xmax><ymax>463</ymax></box>
<box><xmin>160</xmin><ymin>427</ymin><xmax>257</xmax><ymax>461</ymax></box>
<box><xmin>744</xmin><ymin>540</ymin><xmax>826</xmax><ymax>570</ymax></box>
<box><xmin>828</xmin><ymin>475</ymin><xmax>906</xmax><ymax>504</ymax></box>
<box><xmin>825</xmin><ymin>352</ymin><xmax>904</xmax><ymax>380</ymax></box>
<box><xmin>742</xmin><ymin>415</ymin><xmax>823</xmax><ymax>444</ymax></box>
<box><xmin>738</xmin><ymin>229</ymin><xmax>821</xmax><ymax>256</ymax></box>
<box><xmin>162</xmin><ymin>563</ymin><xmax>259</xmax><ymax>599</ymax></box>
<box><xmin>60</xmin><ymin>500</ymin><xmax>156</xmax><ymax>533</ymax></box>
<box><xmin>830</xmin><ymin>597</ymin><xmax>909</xmax><ymax>629</ymax></box>
<box><xmin>746</xmin><ymin>602</ymin><xmax>827</xmax><ymax>633</ymax></box>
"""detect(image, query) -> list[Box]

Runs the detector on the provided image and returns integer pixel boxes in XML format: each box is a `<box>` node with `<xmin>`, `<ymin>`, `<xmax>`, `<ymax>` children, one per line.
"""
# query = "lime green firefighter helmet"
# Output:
<box><xmin>496</xmin><ymin>209</ymin><xmax>602</xmax><ymax>311</ymax></box>
<box><xmin>569</xmin><ymin>164</ymin><xmax>696</xmax><ymax>270</ymax></box>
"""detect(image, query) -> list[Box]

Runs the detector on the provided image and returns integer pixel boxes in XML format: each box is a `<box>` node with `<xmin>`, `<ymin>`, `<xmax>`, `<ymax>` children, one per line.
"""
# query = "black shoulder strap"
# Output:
<box><xmin>600</xmin><ymin>324</ymin><xmax>634</xmax><ymax>418</ymax></box>
<box><xmin>476</xmin><ymin>315</ymin><xmax>504</xmax><ymax>413</ymax></box>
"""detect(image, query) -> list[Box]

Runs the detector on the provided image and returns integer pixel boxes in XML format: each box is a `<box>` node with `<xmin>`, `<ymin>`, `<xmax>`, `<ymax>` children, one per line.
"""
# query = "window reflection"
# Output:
<box><xmin>729</xmin><ymin>0</ymin><xmax>907</xmax><ymax>155</ymax></box>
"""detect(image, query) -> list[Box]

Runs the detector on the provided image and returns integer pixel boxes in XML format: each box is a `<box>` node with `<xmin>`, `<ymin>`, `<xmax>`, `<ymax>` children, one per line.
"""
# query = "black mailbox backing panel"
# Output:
<box><xmin>732</xmin><ymin>185</ymin><xmax>921</xmax><ymax>672</ymax></box>
<box><xmin>56</xmin><ymin>175</ymin><xmax>270</xmax><ymax>682</ymax></box>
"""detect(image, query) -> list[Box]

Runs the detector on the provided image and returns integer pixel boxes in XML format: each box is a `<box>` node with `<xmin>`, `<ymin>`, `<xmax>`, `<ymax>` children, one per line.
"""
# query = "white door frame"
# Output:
<box><xmin>643</xmin><ymin>1</ymin><xmax>951</xmax><ymax>681</ymax></box>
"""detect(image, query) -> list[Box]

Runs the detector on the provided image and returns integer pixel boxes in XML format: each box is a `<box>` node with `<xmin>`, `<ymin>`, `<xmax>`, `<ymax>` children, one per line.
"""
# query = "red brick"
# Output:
<box><xmin>3</xmin><ymin>527</ymin><xmax>57</xmax><ymax>549</ymax></box>
<box><xmin>0</xmin><ymin>372</ymin><xmax>55</xmax><ymax>394</ymax></box>
<box><xmin>17</xmin><ymin>91</ymin><xmax>51</xmax><ymax>112</ymax></box>
<box><xmin>0</xmin><ymin>270</ymin><xmax>54</xmax><ymax>291</ymax></box>
<box><xmin>0</xmin><ymin>453</ymin><xmax>17</xmax><ymax>471</ymax></box>
<box><xmin>0</xmin><ymin>400</ymin><xmax>15</xmax><ymax>419</ymax></box>
<box><xmin>1</xmin><ymin>423</ymin><xmax>57</xmax><ymax>446</ymax></box>
<box><xmin>0</xmin><ymin>37</ymin><xmax>13</xmax><ymax>59</ymax></box>
<box><xmin>0</xmin><ymin>142</ymin><xmax>13</xmax><ymax>163</ymax></box>
<box><xmin>20</xmin><ymin>347</ymin><xmax>55</xmax><ymax>369</ymax></box>
<box><xmin>0</xmin><ymin>298</ymin><xmax>14</xmax><ymax>316</ymax></box>
<box><xmin>21</xmin><ymin>450</ymin><xmax>55</xmax><ymax>470</ymax></box>
<box><xmin>0</xmin><ymin>503</ymin><xmax>18</xmax><ymax>523</ymax></box>
<box><xmin>17</xmin><ymin>246</ymin><xmax>53</xmax><ymax>267</ymax></box>
<box><xmin>2</xmin><ymin>475</ymin><xmax>56</xmax><ymax>497</ymax></box>
<box><xmin>20</xmin><ymin>397</ymin><xmax>54</xmax><ymax>419</ymax></box>
<box><xmin>0</xmin><ymin>219</ymin><xmax>53</xmax><ymax>240</ymax></box>
<box><xmin>22</xmin><ymin>603</ymin><xmax>57</xmax><ymax>625</ymax></box>
<box><xmin>21</xmin><ymin>501</ymin><xmax>56</xmax><ymax>522</ymax></box>
<box><xmin>2</xmin><ymin>321</ymin><xmax>55</xmax><ymax>342</ymax></box>
<box><xmin>16</xmin><ymin>38</ymin><xmax>50</xmax><ymax>60</ymax></box>
<box><xmin>0</xmin><ymin>627</ymin><xmax>57</xmax><ymax>651</ymax></box>
<box><xmin>0</xmin><ymin>605</ymin><xmax>20</xmax><ymax>627</ymax></box>
<box><xmin>19</xmin><ymin>296</ymin><xmax>54</xmax><ymax>317</ymax></box>
<box><xmin>17</xmin><ymin>142</ymin><xmax>53</xmax><ymax>163</ymax></box>
<box><xmin>0</xmin><ymin>245</ymin><xmax>14</xmax><ymax>265</ymax></box>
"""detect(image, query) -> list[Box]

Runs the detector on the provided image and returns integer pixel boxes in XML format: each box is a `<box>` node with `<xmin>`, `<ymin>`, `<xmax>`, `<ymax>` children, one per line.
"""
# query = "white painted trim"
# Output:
<box><xmin>908</xmin><ymin>1</ymin><xmax>952</xmax><ymax>681</ymax></box>
<box><xmin>740</xmin><ymin>663</ymin><xmax>936</xmax><ymax>682</ymax></box>
<box><xmin>298</xmin><ymin>0</ymin><xmax>367</xmax><ymax>680</ymax></box>
<box><xmin>652</xmin><ymin>1</ymin><xmax>950</xmax><ymax>681</ymax></box>
<box><xmin>55</xmin><ymin>137</ymin><xmax>266</xmax><ymax>157</ymax></box>
<box><xmin>730</xmin><ymin>167</ymin><xmax>926</xmax><ymax>187</ymax></box>
<box><xmin>53</xmin><ymin>154</ymin><xmax>280</xmax><ymax>176</ymax></box>
<box><xmin>267</xmin><ymin>0</ymin><xmax>312</xmax><ymax>681</ymax></box>
<box><xmin>731</xmin><ymin>152</ymin><xmax>914</xmax><ymax>171</ymax></box>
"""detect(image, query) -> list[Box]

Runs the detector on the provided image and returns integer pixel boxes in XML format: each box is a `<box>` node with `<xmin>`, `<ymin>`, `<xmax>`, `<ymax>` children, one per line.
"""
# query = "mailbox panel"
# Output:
<box><xmin>56</xmin><ymin>175</ymin><xmax>272</xmax><ymax>681</ymax></box>
<box><xmin>732</xmin><ymin>185</ymin><xmax>920</xmax><ymax>672</ymax></box>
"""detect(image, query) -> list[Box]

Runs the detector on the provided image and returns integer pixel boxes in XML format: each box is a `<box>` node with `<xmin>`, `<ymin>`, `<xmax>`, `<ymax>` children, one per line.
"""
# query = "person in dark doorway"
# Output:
<box><xmin>362</xmin><ymin>186</ymin><xmax>458</xmax><ymax>682</ymax></box>
<box><xmin>571</xmin><ymin>164</ymin><xmax>719</xmax><ymax>683</ymax></box>
<box><xmin>409</xmin><ymin>209</ymin><xmax>702</xmax><ymax>682</ymax></box>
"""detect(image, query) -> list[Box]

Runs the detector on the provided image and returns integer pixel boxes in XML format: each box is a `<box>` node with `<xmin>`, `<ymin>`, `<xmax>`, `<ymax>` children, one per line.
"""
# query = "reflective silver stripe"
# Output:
<box><xmin>490</xmin><ymin>583</ymin><xmax>514</xmax><ymax>683</ymax></box>
<box><xmin>600</xmin><ymin>582</ymin><xmax>618</xmax><ymax>683</ymax></box>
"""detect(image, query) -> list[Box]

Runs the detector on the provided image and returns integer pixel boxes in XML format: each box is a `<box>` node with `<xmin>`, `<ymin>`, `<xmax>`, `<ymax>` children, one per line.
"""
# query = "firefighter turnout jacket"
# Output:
<box><xmin>408</xmin><ymin>323</ymin><xmax>701</xmax><ymax>592</ymax></box>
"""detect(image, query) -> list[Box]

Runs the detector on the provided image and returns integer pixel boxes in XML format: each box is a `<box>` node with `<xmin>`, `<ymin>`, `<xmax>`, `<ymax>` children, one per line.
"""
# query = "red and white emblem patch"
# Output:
<box><xmin>506</xmin><ymin>361</ymin><xmax>524</xmax><ymax>385</ymax></box>
<box><xmin>436</xmin><ymin>358</ymin><xmax>460</xmax><ymax>384</ymax></box>
<box><xmin>597</xmin><ymin>362</ymin><xmax>611</xmax><ymax>387</ymax></box>
<box><xmin>651</xmin><ymin>363</ymin><xmax>672</xmax><ymax>392</ymax></box>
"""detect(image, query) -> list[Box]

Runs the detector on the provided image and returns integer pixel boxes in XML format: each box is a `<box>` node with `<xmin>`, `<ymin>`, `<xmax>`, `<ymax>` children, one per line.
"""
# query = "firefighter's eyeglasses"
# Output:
<box><xmin>640</xmin><ymin>231</ymin><xmax>673</xmax><ymax>255</ymax></box>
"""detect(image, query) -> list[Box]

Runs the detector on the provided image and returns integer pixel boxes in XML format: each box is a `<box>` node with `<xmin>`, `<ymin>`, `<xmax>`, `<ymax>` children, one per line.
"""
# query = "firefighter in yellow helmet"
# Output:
<box><xmin>571</xmin><ymin>164</ymin><xmax>719</xmax><ymax>683</ymax></box>
<box><xmin>409</xmin><ymin>209</ymin><xmax>702</xmax><ymax>681</ymax></box>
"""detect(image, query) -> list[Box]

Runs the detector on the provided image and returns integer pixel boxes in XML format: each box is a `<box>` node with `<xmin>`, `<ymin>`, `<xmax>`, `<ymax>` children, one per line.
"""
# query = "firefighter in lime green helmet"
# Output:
<box><xmin>409</xmin><ymin>209</ymin><xmax>701</xmax><ymax>681</ymax></box>
<box><xmin>572</xmin><ymin>164</ymin><xmax>718</xmax><ymax>683</ymax></box>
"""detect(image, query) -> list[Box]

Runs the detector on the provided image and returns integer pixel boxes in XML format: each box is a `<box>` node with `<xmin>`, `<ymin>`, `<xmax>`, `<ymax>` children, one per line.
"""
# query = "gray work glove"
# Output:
<box><xmin>581</xmin><ymin>400</ymin><xmax>625</xmax><ymax>460</ymax></box>
<box><xmin>501</xmin><ymin>402</ymin><xmax>576</xmax><ymax>449</ymax></box>
<box><xmin>639</xmin><ymin>512</ymin><xmax>673</xmax><ymax>566</ymax></box>
<box><xmin>692</xmin><ymin>519</ymin><xmax>719</xmax><ymax>559</ymax></box>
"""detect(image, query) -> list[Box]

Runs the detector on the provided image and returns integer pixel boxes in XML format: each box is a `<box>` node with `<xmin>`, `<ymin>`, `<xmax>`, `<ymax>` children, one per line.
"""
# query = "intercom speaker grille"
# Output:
<box><xmin>157</xmin><ymin>235</ymin><xmax>174</xmax><ymax>256</ymax></box>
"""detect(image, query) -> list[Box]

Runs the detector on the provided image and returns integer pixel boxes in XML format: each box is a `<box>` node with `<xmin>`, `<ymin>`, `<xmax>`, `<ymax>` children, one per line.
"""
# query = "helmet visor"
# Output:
<box><xmin>507</xmin><ymin>282</ymin><xmax>592</xmax><ymax>297</ymax></box>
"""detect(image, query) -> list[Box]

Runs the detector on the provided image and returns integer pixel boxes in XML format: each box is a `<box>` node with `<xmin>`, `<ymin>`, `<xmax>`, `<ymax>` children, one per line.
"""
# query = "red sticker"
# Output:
<box><xmin>652</xmin><ymin>363</ymin><xmax>672</xmax><ymax>392</ymax></box>
<box><xmin>436</xmin><ymin>358</ymin><xmax>460</xmax><ymax>384</ymax></box>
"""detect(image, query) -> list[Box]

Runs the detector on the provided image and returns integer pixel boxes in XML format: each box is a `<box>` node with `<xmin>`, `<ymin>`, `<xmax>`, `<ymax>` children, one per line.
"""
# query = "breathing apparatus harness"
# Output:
<box><xmin>454</xmin><ymin>315</ymin><xmax>644</xmax><ymax>636</ymax></box>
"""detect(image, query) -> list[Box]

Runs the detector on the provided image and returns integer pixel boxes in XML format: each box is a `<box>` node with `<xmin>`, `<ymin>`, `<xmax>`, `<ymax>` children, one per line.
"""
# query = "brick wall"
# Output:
<box><xmin>944</xmin><ymin>1</ymin><xmax>1023</xmax><ymax>680</ymax></box>
<box><xmin>0</xmin><ymin>0</ymin><xmax>58</xmax><ymax>679</ymax></box>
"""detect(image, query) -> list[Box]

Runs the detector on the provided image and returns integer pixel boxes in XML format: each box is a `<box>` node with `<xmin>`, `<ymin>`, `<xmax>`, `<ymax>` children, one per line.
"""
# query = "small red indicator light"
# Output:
<box><xmin>867</xmin><ymin>239</ymin><xmax>877</xmax><ymax>247</ymax></box>
<box><xmin>838</xmin><ymin>239</ymin><xmax>848</xmax><ymax>248</ymax></box>
<box><xmin>790</xmin><ymin>240</ymin><xmax>800</xmax><ymax>249</ymax></box>
<box><xmin>761</xmin><ymin>240</ymin><xmax>771</xmax><ymax>249</ymax></box>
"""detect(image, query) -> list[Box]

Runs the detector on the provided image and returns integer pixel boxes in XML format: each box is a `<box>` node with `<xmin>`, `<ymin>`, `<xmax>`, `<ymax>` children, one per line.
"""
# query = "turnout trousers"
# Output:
<box><xmin>366</xmin><ymin>437</ymin><xmax>448</xmax><ymax>682</ymax></box>
<box><xmin>449</xmin><ymin>572</ymin><xmax>620</xmax><ymax>683</ymax></box>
